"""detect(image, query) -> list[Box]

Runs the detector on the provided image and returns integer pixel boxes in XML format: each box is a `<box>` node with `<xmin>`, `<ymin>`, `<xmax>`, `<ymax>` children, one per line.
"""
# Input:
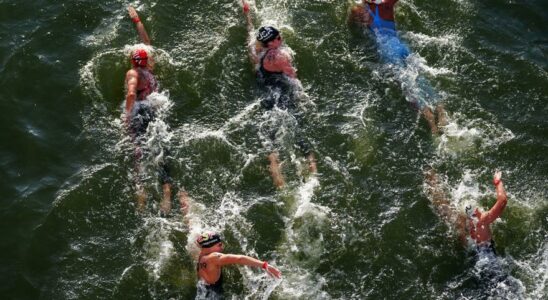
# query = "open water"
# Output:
<box><xmin>1</xmin><ymin>0</ymin><xmax>547</xmax><ymax>299</ymax></box>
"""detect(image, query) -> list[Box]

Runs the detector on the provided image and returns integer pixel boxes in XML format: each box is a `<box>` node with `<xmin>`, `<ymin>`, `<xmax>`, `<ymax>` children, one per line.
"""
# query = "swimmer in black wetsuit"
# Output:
<box><xmin>178</xmin><ymin>192</ymin><xmax>281</xmax><ymax>298</ymax></box>
<box><xmin>242</xmin><ymin>1</ymin><xmax>317</xmax><ymax>188</ymax></box>
<box><xmin>125</xmin><ymin>6</ymin><xmax>172</xmax><ymax>214</ymax></box>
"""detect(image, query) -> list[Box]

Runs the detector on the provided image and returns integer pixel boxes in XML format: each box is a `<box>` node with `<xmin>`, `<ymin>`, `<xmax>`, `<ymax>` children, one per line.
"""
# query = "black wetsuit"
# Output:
<box><xmin>130</xmin><ymin>68</ymin><xmax>159</xmax><ymax>136</ymax></box>
<box><xmin>196</xmin><ymin>257</ymin><xmax>224</xmax><ymax>299</ymax></box>
<box><xmin>256</xmin><ymin>49</ymin><xmax>311</xmax><ymax>155</ymax></box>
<box><xmin>257</xmin><ymin>49</ymin><xmax>296</xmax><ymax>110</ymax></box>
<box><xmin>128</xmin><ymin>68</ymin><xmax>171</xmax><ymax>185</ymax></box>
<box><xmin>476</xmin><ymin>239</ymin><xmax>497</xmax><ymax>256</ymax></box>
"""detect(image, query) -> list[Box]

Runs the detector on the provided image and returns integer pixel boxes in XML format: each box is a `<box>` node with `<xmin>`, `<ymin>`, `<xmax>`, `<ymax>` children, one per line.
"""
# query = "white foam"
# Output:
<box><xmin>80</xmin><ymin>15</ymin><xmax>122</xmax><ymax>48</ymax></box>
<box><xmin>141</xmin><ymin>217</ymin><xmax>179</xmax><ymax>280</ymax></box>
<box><xmin>405</xmin><ymin>32</ymin><xmax>462</xmax><ymax>50</ymax></box>
<box><xmin>435</xmin><ymin>114</ymin><xmax>515</xmax><ymax>158</ymax></box>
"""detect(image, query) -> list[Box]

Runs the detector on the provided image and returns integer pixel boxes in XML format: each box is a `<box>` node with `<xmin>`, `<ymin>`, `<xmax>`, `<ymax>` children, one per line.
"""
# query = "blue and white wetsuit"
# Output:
<box><xmin>366</xmin><ymin>5</ymin><xmax>410</xmax><ymax>66</ymax></box>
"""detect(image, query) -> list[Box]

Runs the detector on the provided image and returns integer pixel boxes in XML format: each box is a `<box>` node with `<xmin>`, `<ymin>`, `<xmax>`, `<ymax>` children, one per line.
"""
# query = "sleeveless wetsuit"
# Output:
<box><xmin>365</xmin><ymin>4</ymin><xmax>409</xmax><ymax>66</ymax></box>
<box><xmin>257</xmin><ymin>49</ymin><xmax>295</xmax><ymax>110</ymax></box>
<box><xmin>130</xmin><ymin>67</ymin><xmax>159</xmax><ymax>137</ymax></box>
<box><xmin>365</xmin><ymin>3</ymin><xmax>439</xmax><ymax>110</ymax></box>
<box><xmin>196</xmin><ymin>256</ymin><xmax>224</xmax><ymax>299</ymax></box>
<box><xmin>476</xmin><ymin>240</ymin><xmax>497</xmax><ymax>256</ymax></box>
<box><xmin>136</xmin><ymin>68</ymin><xmax>158</xmax><ymax>100</ymax></box>
<box><xmin>129</xmin><ymin>68</ymin><xmax>171</xmax><ymax>185</ymax></box>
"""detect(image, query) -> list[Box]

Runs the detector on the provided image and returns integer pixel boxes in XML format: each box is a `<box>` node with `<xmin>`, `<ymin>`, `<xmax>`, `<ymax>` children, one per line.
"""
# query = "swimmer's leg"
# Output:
<box><xmin>268</xmin><ymin>152</ymin><xmax>285</xmax><ymax>188</ymax></box>
<box><xmin>307</xmin><ymin>151</ymin><xmax>317</xmax><ymax>174</ymax></box>
<box><xmin>136</xmin><ymin>185</ymin><xmax>147</xmax><ymax>212</ymax></box>
<box><xmin>422</xmin><ymin>107</ymin><xmax>438</xmax><ymax>135</ymax></box>
<box><xmin>158</xmin><ymin>163</ymin><xmax>172</xmax><ymax>215</ymax></box>
<box><xmin>436</xmin><ymin>104</ymin><xmax>448</xmax><ymax>131</ymax></box>
<box><xmin>178</xmin><ymin>190</ymin><xmax>189</xmax><ymax>216</ymax></box>
<box><xmin>134</xmin><ymin>154</ymin><xmax>147</xmax><ymax>212</ymax></box>
<box><xmin>160</xmin><ymin>183</ymin><xmax>172</xmax><ymax>215</ymax></box>
<box><xmin>177</xmin><ymin>190</ymin><xmax>191</xmax><ymax>226</ymax></box>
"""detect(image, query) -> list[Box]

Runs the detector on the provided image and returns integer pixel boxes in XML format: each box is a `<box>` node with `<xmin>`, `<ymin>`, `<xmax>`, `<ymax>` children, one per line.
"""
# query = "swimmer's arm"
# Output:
<box><xmin>242</xmin><ymin>1</ymin><xmax>253</xmax><ymax>36</ymax></box>
<box><xmin>128</xmin><ymin>6</ymin><xmax>155</xmax><ymax>70</ymax></box>
<box><xmin>214</xmin><ymin>253</ymin><xmax>282</xmax><ymax>278</ymax></box>
<box><xmin>281</xmin><ymin>61</ymin><xmax>297</xmax><ymax>78</ymax></box>
<box><xmin>125</xmin><ymin>70</ymin><xmax>138</xmax><ymax>117</ymax></box>
<box><xmin>483</xmin><ymin>171</ymin><xmax>507</xmax><ymax>224</ymax></box>
<box><xmin>242</xmin><ymin>1</ymin><xmax>259</xmax><ymax>65</ymax></box>
<box><xmin>128</xmin><ymin>6</ymin><xmax>151</xmax><ymax>45</ymax></box>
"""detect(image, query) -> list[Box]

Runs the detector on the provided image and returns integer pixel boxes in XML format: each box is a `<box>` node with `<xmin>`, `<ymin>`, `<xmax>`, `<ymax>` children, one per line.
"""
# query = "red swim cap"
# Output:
<box><xmin>132</xmin><ymin>49</ymin><xmax>148</xmax><ymax>67</ymax></box>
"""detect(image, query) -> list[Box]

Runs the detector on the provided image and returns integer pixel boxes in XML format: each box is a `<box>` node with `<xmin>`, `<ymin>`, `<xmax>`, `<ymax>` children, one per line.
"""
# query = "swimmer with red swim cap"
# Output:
<box><xmin>178</xmin><ymin>192</ymin><xmax>281</xmax><ymax>298</ymax></box>
<box><xmin>125</xmin><ymin>6</ymin><xmax>172</xmax><ymax>214</ymax></box>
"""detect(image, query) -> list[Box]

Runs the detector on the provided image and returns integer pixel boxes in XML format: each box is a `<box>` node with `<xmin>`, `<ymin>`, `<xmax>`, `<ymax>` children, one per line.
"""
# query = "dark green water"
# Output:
<box><xmin>1</xmin><ymin>0</ymin><xmax>547</xmax><ymax>299</ymax></box>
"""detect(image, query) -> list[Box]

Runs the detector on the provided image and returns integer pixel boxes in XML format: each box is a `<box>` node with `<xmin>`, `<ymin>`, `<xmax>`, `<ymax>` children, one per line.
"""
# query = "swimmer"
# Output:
<box><xmin>425</xmin><ymin>169</ymin><xmax>508</xmax><ymax>253</ymax></box>
<box><xmin>125</xmin><ymin>6</ymin><xmax>172</xmax><ymax>214</ymax></box>
<box><xmin>466</xmin><ymin>171</ymin><xmax>507</xmax><ymax>252</ymax></box>
<box><xmin>242</xmin><ymin>1</ymin><xmax>317</xmax><ymax>188</ymax></box>
<box><xmin>178</xmin><ymin>192</ymin><xmax>282</xmax><ymax>298</ymax></box>
<box><xmin>350</xmin><ymin>0</ymin><xmax>448</xmax><ymax>134</ymax></box>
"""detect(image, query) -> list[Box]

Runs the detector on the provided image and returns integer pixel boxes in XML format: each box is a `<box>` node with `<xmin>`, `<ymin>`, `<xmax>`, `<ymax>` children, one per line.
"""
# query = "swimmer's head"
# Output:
<box><xmin>465</xmin><ymin>205</ymin><xmax>481</xmax><ymax>219</ymax></box>
<box><xmin>196</xmin><ymin>232</ymin><xmax>222</xmax><ymax>249</ymax></box>
<box><xmin>257</xmin><ymin>26</ymin><xmax>280</xmax><ymax>46</ymax></box>
<box><xmin>131</xmin><ymin>49</ymin><xmax>148</xmax><ymax>67</ymax></box>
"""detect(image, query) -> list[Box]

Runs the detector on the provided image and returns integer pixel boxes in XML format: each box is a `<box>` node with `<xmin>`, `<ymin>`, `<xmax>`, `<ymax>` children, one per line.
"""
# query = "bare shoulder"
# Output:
<box><xmin>204</xmin><ymin>252</ymin><xmax>223</xmax><ymax>262</ymax></box>
<box><xmin>125</xmin><ymin>69</ymin><xmax>139</xmax><ymax>85</ymax></box>
<box><xmin>126</xmin><ymin>68</ymin><xmax>138</xmax><ymax>78</ymax></box>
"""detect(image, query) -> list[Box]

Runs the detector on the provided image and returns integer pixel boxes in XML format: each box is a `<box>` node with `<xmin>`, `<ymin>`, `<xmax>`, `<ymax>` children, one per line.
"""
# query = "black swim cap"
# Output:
<box><xmin>196</xmin><ymin>232</ymin><xmax>222</xmax><ymax>248</ymax></box>
<box><xmin>257</xmin><ymin>26</ymin><xmax>280</xmax><ymax>44</ymax></box>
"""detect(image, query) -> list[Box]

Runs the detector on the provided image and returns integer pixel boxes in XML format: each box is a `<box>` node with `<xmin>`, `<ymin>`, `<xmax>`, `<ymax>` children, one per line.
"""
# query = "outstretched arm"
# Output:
<box><xmin>215</xmin><ymin>253</ymin><xmax>282</xmax><ymax>279</ymax></box>
<box><xmin>483</xmin><ymin>171</ymin><xmax>508</xmax><ymax>224</ymax></box>
<box><xmin>128</xmin><ymin>6</ymin><xmax>151</xmax><ymax>45</ymax></box>
<box><xmin>242</xmin><ymin>1</ymin><xmax>259</xmax><ymax>65</ymax></box>
<box><xmin>128</xmin><ymin>6</ymin><xmax>155</xmax><ymax>70</ymax></box>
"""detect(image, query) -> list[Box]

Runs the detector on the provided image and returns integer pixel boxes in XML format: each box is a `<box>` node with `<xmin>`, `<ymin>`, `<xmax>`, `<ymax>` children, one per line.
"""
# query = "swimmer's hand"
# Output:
<box><xmin>493</xmin><ymin>170</ymin><xmax>502</xmax><ymax>186</ymax></box>
<box><xmin>128</xmin><ymin>6</ymin><xmax>139</xmax><ymax>19</ymax></box>
<box><xmin>242</xmin><ymin>0</ymin><xmax>250</xmax><ymax>14</ymax></box>
<box><xmin>265</xmin><ymin>264</ymin><xmax>282</xmax><ymax>279</ymax></box>
<box><xmin>494</xmin><ymin>171</ymin><xmax>502</xmax><ymax>181</ymax></box>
